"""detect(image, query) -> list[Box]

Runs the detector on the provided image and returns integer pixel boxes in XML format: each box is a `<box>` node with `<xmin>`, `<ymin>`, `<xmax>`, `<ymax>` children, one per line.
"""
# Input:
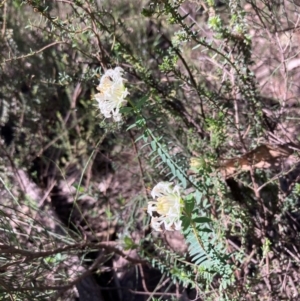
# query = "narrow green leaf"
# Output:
<box><xmin>195</xmin><ymin>190</ymin><xmax>202</xmax><ymax>204</ymax></box>
<box><xmin>185</xmin><ymin>199</ymin><xmax>195</xmax><ymax>215</ymax></box>
<box><xmin>127</xmin><ymin>122</ymin><xmax>137</xmax><ymax>130</ymax></box>
<box><xmin>193</xmin><ymin>217</ymin><xmax>212</xmax><ymax>224</ymax></box>
<box><xmin>150</xmin><ymin>140</ymin><xmax>157</xmax><ymax>151</ymax></box>
<box><xmin>135</xmin><ymin>95</ymin><xmax>148</xmax><ymax>109</ymax></box>
<box><xmin>119</xmin><ymin>107</ymin><xmax>132</xmax><ymax>113</ymax></box>
<box><xmin>200</xmin><ymin>227</ymin><xmax>213</xmax><ymax>233</ymax></box>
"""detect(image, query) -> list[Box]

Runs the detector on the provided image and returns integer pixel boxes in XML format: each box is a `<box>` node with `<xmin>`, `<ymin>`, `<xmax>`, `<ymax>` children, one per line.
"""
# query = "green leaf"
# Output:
<box><xmin>135</xmin><ymin>95</ymin><xmax>148</xmax><ymax>109</ymax></box>
<box><xmin>150</xmin><ymin>140</ymin><xmax>157</xmax><ymax>151</ymax></box>
<box><xmin>166</xmin><ymin>159</ymin><xmax>176</xmax><ymax>175</ymax></box>
<box><xmin>185</xmin><ymin>199</ymin><xmax>195</xmax><ymax>215</ymax></box>
<box><xmin>181</xmin><ymin>216</ymin><xmax>191</xmax><ymax>230</ymax></box>
<box><xmin>195</xmin><ymin>190</ymin><xmax>202</xmax><ymax>204</ymax></box>
<box><xmin>123</xmin><ymin>236</ymin><xmax>137</xmax><ymax>250</ymax></box>
<box><xmin>178</xmin><ymin>172</ymin><xmax>187</xmax><ymax>188</ymax></box>
<box><xmin>135</xmin><ymin>134</ymin><xmax>146</xmax><ymax>142</ymax></box>
<box><xmin>200</xmin><ymin>227</ymin><xmax>213</xmax><ymax>233</ymax></box>
<box><xmin>127</xmin><ymin>123</ymin><xmax>137</xmax><ymax>130</ymax></box>
<box><xmin>193</xmin><ymin>217</ymin><xmax>212</xmax><ymax>224</ymax></box>
<box><xmin>119</xmin><ymin>106</ymin><xmax>132</xmax><ymax>113</ymax></box>
<box><xmin>73</xmin><ymin>184</ymin><xmax>85</xmax><ymax>193</ymax></box>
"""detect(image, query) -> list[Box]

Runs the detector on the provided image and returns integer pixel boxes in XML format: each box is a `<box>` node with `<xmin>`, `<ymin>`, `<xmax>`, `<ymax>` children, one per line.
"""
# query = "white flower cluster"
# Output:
<box><xmin>95</xmin><ymin>67</ymin><xmax>129</xmax><ymax>122</ymax></box>
<box><xmin>147</xmin><ymin>182</ymin><xmax>183</xmax><ymax>232</ymax></box>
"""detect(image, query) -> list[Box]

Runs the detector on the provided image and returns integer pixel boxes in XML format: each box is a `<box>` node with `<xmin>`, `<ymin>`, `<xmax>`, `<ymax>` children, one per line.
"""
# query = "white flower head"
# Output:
<box><xmin>95</xmin><ymin>67</ymin><xmax>129</xmax><ymax>122</ymax></box>
<box><xmin>147</xmin><ymin>182</ymin><xmax>183</xmax><ymax>232</ymax></box>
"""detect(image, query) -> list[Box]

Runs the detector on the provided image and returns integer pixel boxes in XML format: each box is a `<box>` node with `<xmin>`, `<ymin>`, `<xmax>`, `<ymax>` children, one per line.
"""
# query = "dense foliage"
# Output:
<box><xmin>1</xmin><ymin>0</ymin><xmax>300</xmax><ymax>300</ymax></box>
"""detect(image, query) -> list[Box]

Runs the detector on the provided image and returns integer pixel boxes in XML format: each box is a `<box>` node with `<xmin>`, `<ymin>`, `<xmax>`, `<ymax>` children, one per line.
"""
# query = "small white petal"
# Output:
<box><xmin>174</xmin><ymin>219</ymin><xmax>182</xmax><ymax>231</ymax></box>
<box><xmin>151</xmin><ymin>217</ymin><xmax>164</xmax><ymax>232</ymax></box>
<box><xmin>151</xmin><ymin>182</ymin><xmax>173</xmax><ymax>199</ymax></box>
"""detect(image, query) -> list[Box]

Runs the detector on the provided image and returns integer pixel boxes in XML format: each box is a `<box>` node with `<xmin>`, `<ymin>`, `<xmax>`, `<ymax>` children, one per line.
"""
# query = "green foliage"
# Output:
<box><xmin>2</xmin><ymin>0</ymin><xmax>300</xmax><ymax>300</ymax></box>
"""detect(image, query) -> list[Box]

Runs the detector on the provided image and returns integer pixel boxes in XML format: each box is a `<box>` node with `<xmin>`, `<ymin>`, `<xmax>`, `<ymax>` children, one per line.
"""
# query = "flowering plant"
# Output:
<box><xmin>147</xmin><ymin>182</ymin><xmax>183</xmax><ymax>231</ymax></box>
<box><xmin>95</xmin><ymin>67</ymin><xmax>129</xmax><ymax>121</ymax></box>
